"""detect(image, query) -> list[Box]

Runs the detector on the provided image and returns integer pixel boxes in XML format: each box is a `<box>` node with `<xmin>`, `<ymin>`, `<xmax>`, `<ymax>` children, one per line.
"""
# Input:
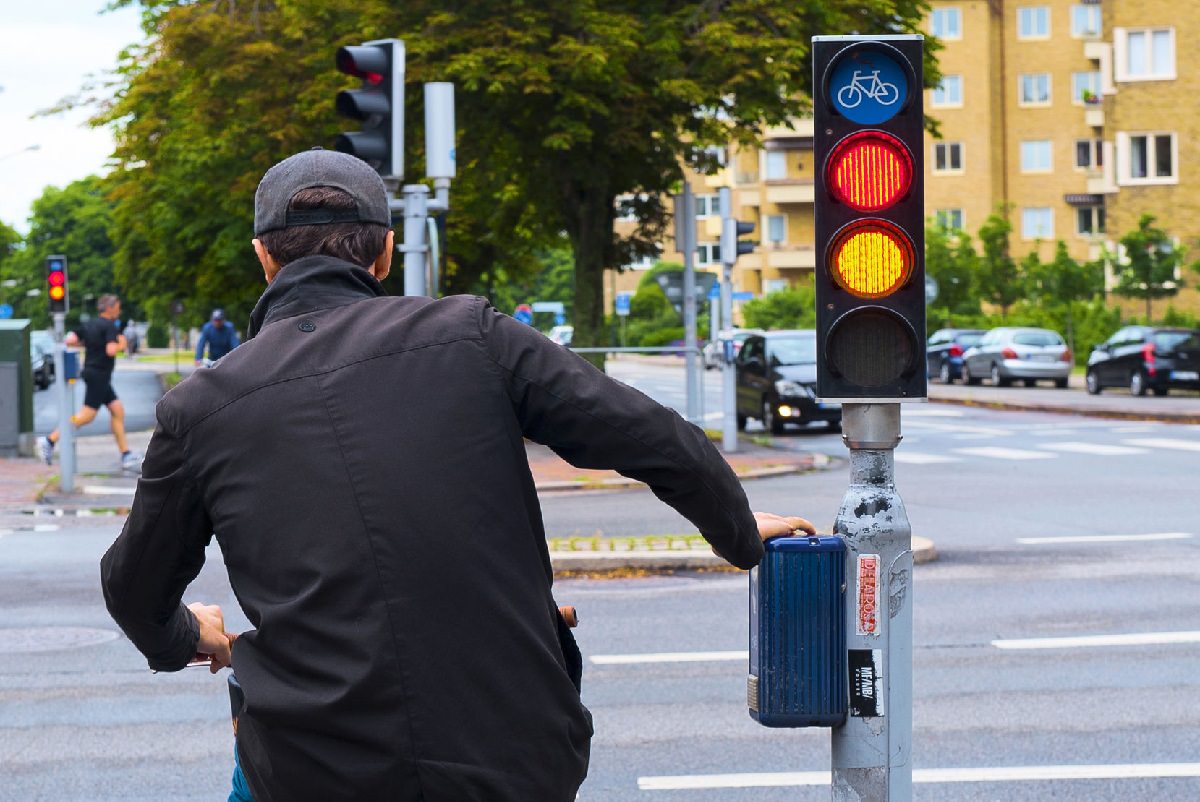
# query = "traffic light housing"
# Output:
<box><xmin>46</xmin><ymin>255</ymin><xmax>68</xmax><ymax>315</ymax></box>
<box><xmin>813</xmin><ymin>36</ymin><xmax>926</xmax><ymax>401</ymax></box>
<box><xmin>334</xmin><ymin>39</ymin><xmax>405</xmax><ymax>180</ymax></box>
<box><xmin>721</xmin><ymin>218</ymin><xmax>756</xmax><ymax>264</ymax></box>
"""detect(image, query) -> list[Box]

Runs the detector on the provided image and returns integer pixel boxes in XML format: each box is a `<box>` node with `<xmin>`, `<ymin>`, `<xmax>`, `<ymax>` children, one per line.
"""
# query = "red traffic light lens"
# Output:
<box><xmin>48</xmin><ymin>272</ymin><xmax>65</xmax><ymax>287</ymax></box>
<box><xmin>336</xmin><ymin>47</ymin><xmax>385</xmax><ymax>86</ymax></box>
<box><xmin>827</xmin><ymin>131</ymin><xmax>913</xmax><ymax>212</ymax></box>
<box><xmin>49</xmin><ymin>286</ymin><xmax>65</xmax><ymax>301</ymax></box>
<box><xmin>828</xmin><ymin>219</ymin><xmax>914</xmax><ymax>299</ymax></box>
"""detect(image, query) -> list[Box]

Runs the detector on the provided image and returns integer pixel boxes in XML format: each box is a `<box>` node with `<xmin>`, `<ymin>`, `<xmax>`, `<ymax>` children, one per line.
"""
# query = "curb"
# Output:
<box><xmin>929</xmin><ymin>395</ymin><xmax>1200</xmax><ymax>424</ymax></box>
<box><xmin>551</xmin><ymin>535</ymin><xmax>937</xmax><ymax>576</ymax></box>
<box><xmin>534</xmin><ymin>457</ymin><xmax>830</xmax><ymax>493</ymax></box>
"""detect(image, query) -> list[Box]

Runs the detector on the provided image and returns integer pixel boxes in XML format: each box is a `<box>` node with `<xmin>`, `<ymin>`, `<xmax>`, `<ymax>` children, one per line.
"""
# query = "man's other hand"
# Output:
<box><xmin>753</xmin><ymin>511</ymin><xmax>817</xmax><ymax>542</ymax></box>
<box><xmin>187</xmin><ymin>602</ymin><xmax>233</xmax><ymax>674</ymax></box>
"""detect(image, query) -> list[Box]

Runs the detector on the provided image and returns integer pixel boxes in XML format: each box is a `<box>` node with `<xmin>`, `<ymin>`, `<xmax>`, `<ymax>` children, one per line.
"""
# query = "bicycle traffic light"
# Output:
<box><xmin>334</xmin><ymin>39</ymin><xmax>405</xmax><ymax>180</ymax></box>
<box><xmin>813</xmin><ymin>35</ymin><xmax>926</xmax><ymax>401</ymax></box>
<box><xmin>46</xmin><ymin>255</ymin><xmax>68</xmax><ymax>315</ymax></box>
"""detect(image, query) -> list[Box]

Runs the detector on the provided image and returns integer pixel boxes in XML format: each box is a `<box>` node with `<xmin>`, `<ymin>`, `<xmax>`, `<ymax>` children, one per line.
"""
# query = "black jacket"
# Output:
<box><xmin>100</xmin><ymin>255</ymin><xmax>762</xmax><ymax>802</ymax></box>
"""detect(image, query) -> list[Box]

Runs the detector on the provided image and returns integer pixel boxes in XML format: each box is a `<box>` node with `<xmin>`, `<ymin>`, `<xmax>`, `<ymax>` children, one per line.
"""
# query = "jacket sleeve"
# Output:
<box><xmin>479</xmin><ymin>301</ymin><xmax>763</xmax><ymax>569</ymax></box>
<box><xmin>100</xmin><ymin>420</ymin><xmax>213</xmax><ymax>671</ymax></box>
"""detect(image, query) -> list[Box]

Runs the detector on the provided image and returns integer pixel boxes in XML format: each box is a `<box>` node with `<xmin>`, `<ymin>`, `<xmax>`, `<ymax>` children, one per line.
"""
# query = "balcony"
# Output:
<box><xmin>763</xmin><ymin>245</ymin><xmax>816</xmax><ymax>270</ymax></box>
<box><xmin>764</xmin><ymin>180</ymin><xmax>815</xmax><ymax>205</ymax></box>
<box><xmin>738</xmin><ymin>189</ymin><xmax>761</xmax><ymax>208</ymax></box>
<box><xmin>764</xmin><ymin>118</ymin><xmax>815</xmax><ymax>139</ymax></box>
<box><xmin>1086</xmin><ymin>143</ymin><xmax>1117</xmax><ymax>194</ymax></box>
<box><xmin>1084</xmin><ymin>104</ymin><xmax>1104</xmax><ymax>128</ymax></box>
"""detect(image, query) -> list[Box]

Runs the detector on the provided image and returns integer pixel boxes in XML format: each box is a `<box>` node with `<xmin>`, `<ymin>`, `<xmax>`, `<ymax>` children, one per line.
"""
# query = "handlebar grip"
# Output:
<box><xmin>558</xmin><ymin>606</ymin><xmax>578</xmax><ymax>628</ymax></box>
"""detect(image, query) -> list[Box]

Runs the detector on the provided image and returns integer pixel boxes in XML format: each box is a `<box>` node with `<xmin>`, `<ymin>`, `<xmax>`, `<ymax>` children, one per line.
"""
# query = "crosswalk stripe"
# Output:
<box><xmin>992</xmin><ymin>631</ymin><xmax>1200</xmax><ymax>650</ymax></box>
<box><xmin>589</xmin><ymin>650</ymin><xmax>746</xmax><ymax>665</ymax></box>
<box><xmin>952</xmin><ymin>446</ymin><xmax>1055</xmax><ymax>460</ymax></box>
<box><xmin>82</xmin><ymin>485</ymin><xmax>137</xmax><ymax>496</ymax></box>
<box><xmin>1123</xmin><ymin>438</ymin><xmax>1200</xmax><ymax>452</ymax></box>
<box><xmin>1037</xmin><ymin>442</ymin><xmax>1149</xmax><ymax>456</ymax></box>
<box><xmin>894</xmin><ymin>452</ymin><xmax>961</xmax><ymax>464</ymax></box>
<box><xmin>1017</xmin><ymin>532</ymin><xmax>1192</xmax><ymax>545</ymax></box>
<box><xmin>637</xmin><ymin>763</ymin><xmax>1200</xmax><ymax>790</ymax></box>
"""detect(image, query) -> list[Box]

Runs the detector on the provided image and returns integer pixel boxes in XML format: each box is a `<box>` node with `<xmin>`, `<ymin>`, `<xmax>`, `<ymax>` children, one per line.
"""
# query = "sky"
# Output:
<box><xmin>0</xmin><ymin>0</ymin><xmax>145</xmax><ymax>232</ymax></box>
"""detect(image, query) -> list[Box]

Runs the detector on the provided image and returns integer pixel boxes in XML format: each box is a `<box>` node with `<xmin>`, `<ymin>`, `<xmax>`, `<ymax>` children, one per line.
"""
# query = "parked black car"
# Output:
<box><xmin>30</xmin><ymin>330</ymin><xmax>54</xmax><ymax>391</ymax></box>
<box><xmin>1085</xmin><ymin>326</ymin><xmax>1200</xmax><ymax>396</ymax></box>
<box><xmin>926</xmin><ymin>328</ymin><xmax>985</xmax><ymax>384</ymax></box>
<box><xmin>735</xmin><ymin>330</ymin><xmax>841</xmax><ymax>434</ymax></box>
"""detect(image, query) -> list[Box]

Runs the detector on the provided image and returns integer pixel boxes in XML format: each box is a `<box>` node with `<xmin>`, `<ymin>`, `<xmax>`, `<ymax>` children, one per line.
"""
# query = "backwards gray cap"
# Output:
<box><xmin>253</xmin><ymin>148</ymin><xmax>390</xmax><ymax>235</ymax></box>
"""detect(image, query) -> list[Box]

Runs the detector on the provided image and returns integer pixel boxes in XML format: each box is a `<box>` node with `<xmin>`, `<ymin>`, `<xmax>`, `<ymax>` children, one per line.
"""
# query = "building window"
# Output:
<box><xmin>1075</xmin><ymin>139</ymin><xmax>1103</xmax><ymax>169</ymax></box>
<box><xmin>1076</xmin><ymin>206</ymin><xmax>1106</xmax><ymax>236</ymax></box>
<box><xmin>1020</xmin><ymin>140</ymin><xmax>1053</xmax><ymax>172</ymax></box>
<box><xmin>1121</xmin><ymin>132</ymin><xmax>1176</xmax><ymax>183</ymax></box>
<box><xmin>1070</xmin><ymin>5</ymin><xmax>1101</xmax><ymax>38</ymax></box>
<box><xmin>1019</xmin><ymin>73</ymin><xmax>1051</xmax><ymax>106</ymax></box>
<box><xmin>1022</xmin><ymin>207</ymin><xmax>1054</xmax><ymax>239</ymax></box>
<box><xmin>765</xmin><ymin>214</ymin><xmax>787</xmax><ymax>245</ymax></box>
<box><xmin>931</xmin><ymin>8</ymin><xmax>962</xmax><ymax>39</ymax></box>
<box><xmin>764</xmin><ymin>151</ymin><xmax>788</xmax><ymax>180</ymax></box>
<box><xmin>1017</xmin><ymin>6</ymin><xmax>1050</xmax><ymax>39</ymax></box>
<box><xmin>931</xmin><ymin>75</ymin><xmax>963</xmax><ymax>107</ymax></box>
<box><xmin>1116</xmin><ymin>28</ymin><xmax>1175</xmax><ymax>81</ymax></box>
<box><xmin>762</xmin><ymin>278</ymin><xmax>790</xmax><ymax>295</ymax></box>
<box><xmin>1071</xmin><ymin>71</ymin><xmax>1102</xmax><ymax>104</ymax></box>
<box><xmin>695</xmin><ymin>194</ymin><xmax>721</xmax><ymax>218</ymax></box>
<box><xmin>696</xmin><ymin>242</ymin><xmax>720</xmax><ymax>265</ymax></box>
<box><xmin>614</xmin><ymin>195</ymin><xmax>638</xmax><ymax>222</ymax></box>
<box><xmin>933</xmin><ymin>142</ymin><xmax>964</xmax><ymax>173</ymax></box>
<box><xmin>935</xmin><ymin>209</ymin><xmax>965</xmax><ymax>232</ymax></box>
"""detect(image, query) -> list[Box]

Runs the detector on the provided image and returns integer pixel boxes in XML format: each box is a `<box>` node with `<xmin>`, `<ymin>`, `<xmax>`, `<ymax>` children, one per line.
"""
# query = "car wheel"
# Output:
<box><xmin>1152</xmin><ymin>386</ymin><xmax>1168</xmax><ymax>397</ymax></box>
<box><xmin>963</xmin><ymin>363</ymin><xmax>981</xmax><ymax>386</ymax></box>
<box><xmin>736</xmin><ymin>412</ymin><xmax>747</xmax><ymax>431</ymax></box>
<box><xmin>1130</xmin><ymin>370</ymin><xmax>1148</xmax><ymax>397</ymax></box>
<box><xmin>1085</xmin><ymin>370</ymin><xmax>1101</xmax><ymax>395</ymax></box>
<box><xmin>1024</xmin><ymin>379</ymin><xmax>1037</xmax><ymax>388</ymax></box>
<box><xmin>762</xmin><ymin>398</ymin><xmax>784</xmax><ymax>436</ymax></box>
<box><xmin>1054</xmin><ymin>377</ymin><xmax>1069</xmax><ymax>389</ymax></box>
<box><xmin>938</xmin><ymin>361</ymin><xmax>952</xmax><ymax>384</ymax></box>
<box><xmin>829</xmin><ymin>418</ymin><xmax>842</xmax><ymax>431</ymax></box>
<box><xmin>990</xmin><ymin>363</ymin><xmax>1011</xmax><ymax>387</ymax></box>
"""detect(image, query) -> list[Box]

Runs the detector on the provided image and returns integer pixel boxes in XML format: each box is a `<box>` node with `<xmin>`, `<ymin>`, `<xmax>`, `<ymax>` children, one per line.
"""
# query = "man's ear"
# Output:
<box><xmin>253</xmin><ymin>239</ymin><xmax>282</xmax><ymax>284</ymax></box>
<box><xmin>371</xmin><ymin>230</ymin><xmax>395</xmax><ymax>282</ymax></box>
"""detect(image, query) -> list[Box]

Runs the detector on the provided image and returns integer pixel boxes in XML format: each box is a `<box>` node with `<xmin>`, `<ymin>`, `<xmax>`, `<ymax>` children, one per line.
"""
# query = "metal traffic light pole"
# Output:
<box><xmin>674</xmin><ymin>183</ymin><xmax>702</xmax><ymax>425</ymax></box>
<box><xmin>717</xmin><ymin>187</ymin><xmax>737</xmax><ymax>453</ymax></box>
<box><xmin>51</xmin><ymin>313</ymin><xmax>75</xmax><ymax>493</ymax></box>
<box><xmin>395</xmin><ymin>83</ymin><xmax>456</xmax><ymax>297</ymax></box>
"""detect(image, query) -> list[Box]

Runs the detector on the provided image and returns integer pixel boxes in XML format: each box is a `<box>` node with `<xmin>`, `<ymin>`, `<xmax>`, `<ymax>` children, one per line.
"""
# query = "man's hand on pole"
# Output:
<box><xmin>188</xmin><ymin>602</ymin><xmax>235</xmax><ymax>674</ymax></box>
<box><xmin>753</xmin><ymin>511</ymin><xmax>817</xmax><ymax>542</ymax></box>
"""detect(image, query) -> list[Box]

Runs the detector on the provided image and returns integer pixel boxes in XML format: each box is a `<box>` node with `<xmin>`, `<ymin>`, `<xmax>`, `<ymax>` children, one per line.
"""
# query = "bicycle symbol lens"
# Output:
<box><xmin>828</xmin><ymin>49</ymin><xmax>908</xmax><ymax>125</ymax></box>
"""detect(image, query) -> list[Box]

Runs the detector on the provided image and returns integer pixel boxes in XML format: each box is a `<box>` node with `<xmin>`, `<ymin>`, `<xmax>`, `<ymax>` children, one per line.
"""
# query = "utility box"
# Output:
<box><xmin>0</xmin><ymin>319</ymin><xmax>34</xmax><ymax>456</ymax></box>
<box><xmin>749</xmin><ymin>535</ymin><xmax>847</xmax><ymax>727</ymax></box>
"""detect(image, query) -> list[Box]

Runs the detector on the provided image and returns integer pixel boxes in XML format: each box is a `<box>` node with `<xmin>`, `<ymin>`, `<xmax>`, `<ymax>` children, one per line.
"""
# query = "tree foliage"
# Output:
<box><xmin>740</xmin><ymin>285</ymin><xmax>816</xmax><ymax>330</ymax></box>
<box><xmin>975</xmin><ymin>211</ymin><xmax>1021</xmax><ymax>317</ymax></box>
<box><xmin>1113</xmin><ymin>213</ymin><xmax>1187</xmax><ymax>320</ymax></box>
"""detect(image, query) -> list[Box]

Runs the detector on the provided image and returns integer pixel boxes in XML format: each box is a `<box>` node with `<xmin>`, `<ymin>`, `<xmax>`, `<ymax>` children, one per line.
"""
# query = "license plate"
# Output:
<box><xmin>1032</xmin><ymin>354</ymin><xmax>1056</xmax><ymax>362</ymax></box>
<box><xmin>1171</xmin><ymin>371</ymin><xmax>1199</xmax><ymax>381</ymax></box>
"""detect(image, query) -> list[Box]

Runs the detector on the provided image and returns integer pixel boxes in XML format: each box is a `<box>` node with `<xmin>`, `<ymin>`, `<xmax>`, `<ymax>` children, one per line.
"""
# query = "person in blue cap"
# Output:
<box><xmin>195</xmin><ymin>308</ymin><xmax>240</xmax><ymax>365</ymax></box>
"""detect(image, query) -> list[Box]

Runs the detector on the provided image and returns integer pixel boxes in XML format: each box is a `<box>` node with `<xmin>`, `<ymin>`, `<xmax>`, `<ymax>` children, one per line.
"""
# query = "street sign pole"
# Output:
<box><xmin>680</xmin><ymin>183</ymin><xmax>700</xmax><ymax>425</ymax></box>
<box><xmin>52</xmin><ymin>312</ymin><xmax>74</xmax><ymax>493</ymax></box>
<box><xmin>718</xmin><ymin>187</ymin><xmax>737</xmax><ymax>453</ymax></box>
<box><xmin>831</xmin><ymin>403</ymin><xmax>912</xmax><ymax>801</ymax></box>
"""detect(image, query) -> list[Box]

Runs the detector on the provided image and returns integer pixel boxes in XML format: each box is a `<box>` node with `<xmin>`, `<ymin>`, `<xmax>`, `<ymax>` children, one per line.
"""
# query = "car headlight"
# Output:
<box><xmin>775</xmin><ymin>380</ymin><xmax>812</xmax><ymax>398</ymax></box>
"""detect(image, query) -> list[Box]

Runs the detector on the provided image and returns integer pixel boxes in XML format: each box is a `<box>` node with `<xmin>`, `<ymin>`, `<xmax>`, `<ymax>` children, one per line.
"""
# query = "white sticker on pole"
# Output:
<box><xmin>857</xmin><ymin>554</ymin><xmax>880</xmax><ymax>636</ymax></box>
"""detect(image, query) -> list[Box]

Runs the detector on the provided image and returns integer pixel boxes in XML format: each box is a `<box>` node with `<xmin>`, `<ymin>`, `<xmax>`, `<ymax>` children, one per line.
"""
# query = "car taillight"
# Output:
<box><xmin>1001</xmin><ymin>347</ymin><xmax>1018</xmax><ymax>360</ymax></box>
<box><xmin>948</xmin><ymin>344</ymin><xmax>963</xmax><ymax>358</ymax></box>
<box><xmin>1142</xmin><ymin>343</ymin><xmax>1156</xmax><ymax>376</ymax></box>
<box><xmin>1060</xmin><ymin>349</ymin><xmax>1072</xmax><ymax>363</ymax></box>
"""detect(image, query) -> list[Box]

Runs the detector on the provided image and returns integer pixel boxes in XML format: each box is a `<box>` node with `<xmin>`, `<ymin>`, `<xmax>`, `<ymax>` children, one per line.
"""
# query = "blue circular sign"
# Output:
<box><xmin>829</xmin><ymin>49</ymin><xmax>908</xmax><ymax>125</ymax></box>
<box><xmin>0</xmin><ymin>304</ymin><xmax>11</xmax><ymax>320</ymax></box>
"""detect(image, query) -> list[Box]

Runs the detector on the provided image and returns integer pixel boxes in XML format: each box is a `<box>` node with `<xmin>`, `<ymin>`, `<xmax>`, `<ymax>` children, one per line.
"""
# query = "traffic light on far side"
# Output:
<box><xmin>813</xmin><ymin>35</ymin><xmax>926</xmax><ymax>401</ymax></box>
<box><xmin>46</xmin><ymin>255</ymin><xmax>68</xmax><ymax>315</ymax></box>
<box><xmin>335</xmin><ymin>39</ymin><xmax>405</xmax><ymax>180</ymax></box>
<box><xmin>721</xmin><ymin>218</ymin><xmax>756</xmax><ymax>265</ymax></box>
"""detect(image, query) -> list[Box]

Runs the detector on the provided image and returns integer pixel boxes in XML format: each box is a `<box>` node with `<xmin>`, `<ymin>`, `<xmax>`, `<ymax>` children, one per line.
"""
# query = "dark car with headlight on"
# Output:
<box><xmin>735</xmin><ymin>330</ymin><xmax>841</xmax><ymax>434</ymax></box>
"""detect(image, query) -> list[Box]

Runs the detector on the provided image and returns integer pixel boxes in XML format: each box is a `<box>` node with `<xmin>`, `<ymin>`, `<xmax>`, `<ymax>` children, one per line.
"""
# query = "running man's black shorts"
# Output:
<box><xmin>81</xmin><ymin>369</ymin><xmax>118</xmax><ymax>409</ymax></box>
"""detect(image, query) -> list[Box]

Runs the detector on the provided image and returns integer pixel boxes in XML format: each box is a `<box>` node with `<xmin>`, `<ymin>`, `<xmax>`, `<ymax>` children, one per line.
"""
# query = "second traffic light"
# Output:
<box><xmin>46</xmin><ymin>255</ymin><xmax>68</xmax><ymax>315</ymax></box>
<box><xmin>335</xmin><ymin>38</ymin><xmax>405</xmax><ymax>180</ymax></box>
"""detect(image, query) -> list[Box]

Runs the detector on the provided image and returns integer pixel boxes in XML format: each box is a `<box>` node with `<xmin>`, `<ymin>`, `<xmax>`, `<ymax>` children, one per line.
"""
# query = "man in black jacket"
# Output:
<box><xmin>100</xmin><ymin>149</ymin><xmax>813</xmax><ymax>802</ymax></box>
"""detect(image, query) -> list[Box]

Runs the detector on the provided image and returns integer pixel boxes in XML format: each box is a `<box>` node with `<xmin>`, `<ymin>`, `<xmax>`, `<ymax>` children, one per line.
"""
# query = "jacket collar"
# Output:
<box><xmin>246</xmin><ymin>255</ymin><xmax>387</xmax><ymax>338</ymax></box>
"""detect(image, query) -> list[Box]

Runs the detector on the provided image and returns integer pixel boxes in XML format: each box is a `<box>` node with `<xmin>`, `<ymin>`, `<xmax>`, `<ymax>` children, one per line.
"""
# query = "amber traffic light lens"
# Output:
<box><xmin>827</xmin><ymin>131</ymin><xmax>913</xmax><ymax>212</ymax></box>
<box><xmin>49</xmin><ymin>286</ymin><xmax>65</xmax><ymax>301</ymax></box>
<box><xmin>828</xmin><ymin>219</ymin><xmax>914</xmax><ymax>299</ymax></box>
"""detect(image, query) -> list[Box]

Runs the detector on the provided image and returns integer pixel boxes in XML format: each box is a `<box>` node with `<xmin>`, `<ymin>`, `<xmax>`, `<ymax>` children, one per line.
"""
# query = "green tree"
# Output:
<box><xmin>976</xmin><ymin>211</ymin><xmax>1021</xmax><ymax>317</ymax></box>
<box><xmin>740</xmin><ymin>285</ymin><xmax>816</xmax><ymax>330</ymax></box>
<box><xmin>1113</xmin><ymin>214</ymin><xmax>1186</xmax><ymax>320</ymax></box>
<box><xmin>925</xmin><ymin>223</ymin><xmax>977</xmax><ymax>315</ymax></box>
<box><xmin>1</xmin><ymin>177</ymin><xmax>117</xmax><ymax>329</ymax></box>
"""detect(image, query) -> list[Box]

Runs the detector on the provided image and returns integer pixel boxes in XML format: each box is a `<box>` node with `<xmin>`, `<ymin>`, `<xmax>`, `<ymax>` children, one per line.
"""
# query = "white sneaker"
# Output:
<box><xmin>38</xmin><ymin>436</ymin><xmax>54</xmax><ymax>465</ymax></box>
<box><xmin>121</xmin><ymin>451</ymin><xmax>143</xmax><ymax>473</ymax></box>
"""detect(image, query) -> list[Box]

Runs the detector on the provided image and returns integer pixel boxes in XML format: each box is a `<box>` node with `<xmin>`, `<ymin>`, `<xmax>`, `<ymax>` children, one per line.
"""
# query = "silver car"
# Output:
<box><xmin>962</xmin><ymin>327</ymin><xmax>1071</xmax><ymax>388</ymax></box>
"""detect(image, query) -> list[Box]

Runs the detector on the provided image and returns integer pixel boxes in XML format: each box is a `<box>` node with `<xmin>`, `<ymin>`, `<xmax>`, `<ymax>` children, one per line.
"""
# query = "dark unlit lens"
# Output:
<box><xmin>827</xmin><ymin>309</ymin><xmax>915</xmax><ymax>387</ymax></box>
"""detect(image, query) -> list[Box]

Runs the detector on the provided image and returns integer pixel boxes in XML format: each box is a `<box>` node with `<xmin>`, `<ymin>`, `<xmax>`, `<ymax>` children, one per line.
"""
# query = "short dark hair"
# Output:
<box><xmin>97</xmin><ymin>294</ymin><xmax>120</xmax><ymax>312</ymax></box>
<box><xmin>257</xmin><ymin>187</ymin><xmax>388</xmax><ymax>268</ymax></box>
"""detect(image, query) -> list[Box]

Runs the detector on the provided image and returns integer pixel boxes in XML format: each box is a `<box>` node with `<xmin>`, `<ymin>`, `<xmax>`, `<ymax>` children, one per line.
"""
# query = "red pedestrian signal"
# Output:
<box><xmin>46</xmin><ymin>255</ymin><xmax>68</xmax><ymax>314</ymax></box>
<box><xmin>814</xmin><ymin>36</ymin><xmax>926</xmax><ymax>400</ymax></box>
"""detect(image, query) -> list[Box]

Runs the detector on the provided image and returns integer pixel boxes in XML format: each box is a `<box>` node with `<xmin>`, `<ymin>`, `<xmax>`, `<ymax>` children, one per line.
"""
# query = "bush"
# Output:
<box><xmin>740</xmin><ymin>287</ymin><xmax>816</xmax><ymax>330</ymax></box>
<box><xmin>147</xmin><ymin>323</ymin><xmax>169</xmax><ymax>348</ymax></box>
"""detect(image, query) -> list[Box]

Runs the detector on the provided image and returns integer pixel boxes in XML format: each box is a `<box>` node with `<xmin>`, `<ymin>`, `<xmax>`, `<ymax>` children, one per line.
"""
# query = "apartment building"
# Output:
<box><xmin>607</xmin><ymin>0</ymin><xmax>1200</xmax><ymax>316</ymax></box>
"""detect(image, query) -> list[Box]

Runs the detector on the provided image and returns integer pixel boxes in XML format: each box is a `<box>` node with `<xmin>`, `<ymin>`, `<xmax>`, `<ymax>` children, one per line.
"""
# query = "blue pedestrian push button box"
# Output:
<box><xmin>748</xmin><ymin>535</ymin><xmax>847</xmax><ymax>727</ymax></box>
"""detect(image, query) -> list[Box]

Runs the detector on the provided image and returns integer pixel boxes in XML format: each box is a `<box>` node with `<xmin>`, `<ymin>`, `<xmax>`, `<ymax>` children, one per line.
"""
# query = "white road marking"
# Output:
<box><xmin>902</xmin><ymin>407</ymin><xmax>965</xmax><ymax>417</ymax></box>
<box><xmin>906</xmin><ymin>422</ymin><xmax>1013</xmax><ymax>436</ymax></box>
<box><xmin>82</xmin><ymin>485</ymin><xmax>137</xmax><ymax>496</ymax></box>
<box><xmin>589</xmin><ymin>650</ymin><xmax>747</xmax><ymax>665</ymax></box>
<box><xmin>894</xmin><ymin>452</ymin><xmax>961</xmax><ymax>465</ymax></box>
<box><xmin>992</xmin><ymin>630</ymin><xmax>1200</xmax><ymax>650</ymax></box>
<box><xmin>1111</xmin><ymin>425</ymin><xmax>1155</xmax><ymax>433</ymax></box>
<box><xmin>1037</xmin><ymin>441</ymin><xmax>1149</xmax><ymax>456</ymax></box>
<box><xmin>1017</xmin><ymin>532</ymin><xmax>1192</xmax><ymax>545</ymax></box>
<box><xmin>637</xmin><ymin>763</ymin><xmax>1200</xmax><ymax>790</ymax></box>
<box><xmin>953</xmin><ymin>446</ymin><xmax>1055</xmax><ymax>460</ymax></box>
<box><xmin>1124</xmin><ymin>438</ymin><xmax>1200</xmax><ymax>452</ymax></box>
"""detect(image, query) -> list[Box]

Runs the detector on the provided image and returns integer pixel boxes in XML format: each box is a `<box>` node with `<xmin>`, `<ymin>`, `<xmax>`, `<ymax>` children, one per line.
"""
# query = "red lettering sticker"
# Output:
<box><xmin>857</xmin><ymin>554</ymin><xmax>880</xmax><ymax>636</ymax></box>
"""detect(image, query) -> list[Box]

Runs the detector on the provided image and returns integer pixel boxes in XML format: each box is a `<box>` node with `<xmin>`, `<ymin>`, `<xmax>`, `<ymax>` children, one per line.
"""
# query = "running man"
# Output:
<box><xmin>39</xmin><ymin>293</ymin><xmax>142</xmax><ymax>472</ymax></box>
